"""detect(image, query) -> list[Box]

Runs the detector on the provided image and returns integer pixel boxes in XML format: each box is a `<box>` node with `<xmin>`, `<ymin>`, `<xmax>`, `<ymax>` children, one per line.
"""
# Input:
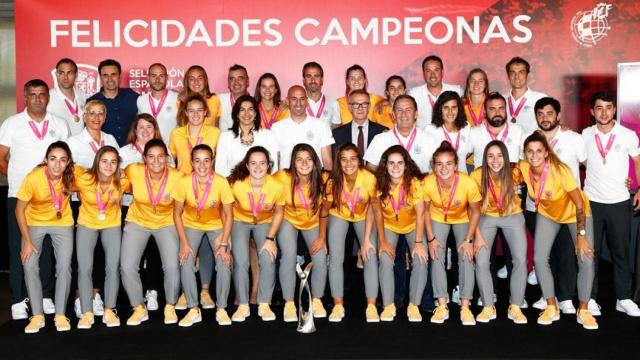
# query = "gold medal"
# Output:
<box><xmin>56</xmin><ymin>211</ymin><xmax>62</xmax><ymax>219</ymax></box>
<box><xmin>444</xmin><ymin>214</ymin><xmax>448</xmax><ymax>222</ymax></box>
<box><xmin>395</xmin><ymin>213</ymin><xmax>399</xmax><ymax>222</ymax></box>
<box><xmin>350</xmin><ymin>211</ymin><xmax>354</xmax><ymax>219</ymax></box>
<box><xmin>510</xmin><ymin>117</ymin><xmax>517</xmax><ymax>123</ymax></box>
<box><xmin>253</xmin><ymin>215</ymin><xmax>258</xmax><ymax>225</ymax></box>
<box><xmin>73</xmin><ymin>115</ymin><xmax>80</xmax><ymax>123</ymax></box>
<box><xmin>98</xmin><ymin>213</ymin><xmax>106</xmax><ymax>221</ymax></box>
<box><xmin>603</xmin><ymin>157</ymin><xmax>606</xmax><ymax>165</ymax></box>
<box><xmin>153</xmin><ymin>206</ymin><xmax>157</xmax><ymax>214</ymax></box>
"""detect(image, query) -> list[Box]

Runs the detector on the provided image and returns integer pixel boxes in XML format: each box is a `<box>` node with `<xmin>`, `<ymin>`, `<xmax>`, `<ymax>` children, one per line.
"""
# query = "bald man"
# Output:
<box><xmin>271</xmin><ymin>85</ymin><xmax>334</xmax><ymax>170</ymax></box>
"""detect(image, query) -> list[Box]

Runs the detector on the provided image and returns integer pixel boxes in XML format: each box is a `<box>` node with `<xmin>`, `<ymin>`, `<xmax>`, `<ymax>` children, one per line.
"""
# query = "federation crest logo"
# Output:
<box><xmin>571</xmin><ymin>3</ymin><xmax>612</xmax><ymax>48</ymax></box>
<box><xmin>51</xmin><ymin>64</ymin><xmax>101</xmax><ymax>97</ymax></box>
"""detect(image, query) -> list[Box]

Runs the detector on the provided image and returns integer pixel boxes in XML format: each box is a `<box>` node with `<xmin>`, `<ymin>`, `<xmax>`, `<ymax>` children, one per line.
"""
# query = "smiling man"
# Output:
<box><xmin>47</xmin><ymin>58</ymin><xmax>86</xmax><ymax>136</ymax></box>
<box><xmin>218</xmin><ymin>64</ymin><xmax>250</xmax><ymax>132</ymax></box>
<box><xmin>136</xmin><ymin>63</ymin><xmax>178</xmax><ymax>144</ymax></box>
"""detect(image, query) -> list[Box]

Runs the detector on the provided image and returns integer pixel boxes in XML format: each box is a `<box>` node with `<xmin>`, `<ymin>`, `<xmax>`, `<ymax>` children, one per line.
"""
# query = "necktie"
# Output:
<box><xmin>357</xmin><ymin>125</ymin><xmax>365</xmax><ymax>156</ymax></box>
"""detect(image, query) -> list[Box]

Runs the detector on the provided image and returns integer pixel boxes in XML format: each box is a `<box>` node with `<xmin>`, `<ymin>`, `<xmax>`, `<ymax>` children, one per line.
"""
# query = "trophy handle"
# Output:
<box><xmin>296</xmin><ymin>262</ymin><xmax>316</xmax><ymax>333</ymax></box>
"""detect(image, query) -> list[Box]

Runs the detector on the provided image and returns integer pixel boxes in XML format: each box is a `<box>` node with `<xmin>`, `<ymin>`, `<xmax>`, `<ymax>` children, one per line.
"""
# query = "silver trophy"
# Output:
<box><xmin>296</xmin><ymin>262</ymin><xmax>315</xmax><ymax>333</ymax></box>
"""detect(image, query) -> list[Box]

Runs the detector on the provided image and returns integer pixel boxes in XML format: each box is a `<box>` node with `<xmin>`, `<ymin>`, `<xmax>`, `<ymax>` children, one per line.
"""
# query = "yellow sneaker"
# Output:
<box><xmin>102</xmin><ymin>308</ymin><xmax>120</xmax><ymax>327</ymax></box>
<box><xmin>577</xmin><ymin>309</ymin><xmax>598</xmax><ymax>330</ymax></box>
<box><xmin>283</xmin><ymin>301</ymin><xmax>297</xmax><ymax>323</ymax></box>
<box><xmin>178</xmin><ymin>308</ymin><xmax>202</xmax><ymax>327</ymax></box>
<box><xmin>175</xmin><ymin>293</ymin><xmax>188</xmax><ymax>310</ymax></box>
<box><xmin>216</xmin><ymin>308</ymin><xmax>232</xmax><ymax>326</ymax></box>
<box><xmin>312</xmin><ymin>298</ymin><xmax>327</xmax><ymax>318</ymax></box>
<box><xmin>476</xmin><ymin>306</ymin><xmax>497</xmax><ymax>323</ymax></box>
<box><xmin>407</xmin><ymin>304</ymin><xmax>422</xmax><ymax>322</ymax></box>
<box><xmin>537</xmin><ymin>304</ymin><xmax>560</xmax><ymax>325</ymax></box>
<box><xmin>508</xmin><ymin>304</ymin><xmax>528</xmax><ymax>324</ymax></box>
<box><xmin>258</xmin><ymin>303</ymin><xmax>276</xmax><ymax>321</ymax></box>
<box><xmin>232</xmin><ymin>304</ymin><xmax>250</xmax><ymax>322</ymax></box>
<box><xmin>200</xmin><ymin>291</ymin><xmax>215</xmax><ymax>310</ymax></box>
<box><xmin>380</xmin><ymin>304</ymin><xmax>396</xmax><ymax>322</ymax></box>
<box><xmin>54</xmin><ymin>314</ymin><xmax>71</xmax><ymax>332</ymax></box>
<box><xmin>126</xmin><ymin>304</ymin><xmax>149</xmax><ymax>326</ymax></box>
<box><xmin>365</xmin><ymin>304</ymin><xmax>380</xmax><ymax>323</ymax></box>
<box><xmin>164</xmin><ymin>304</ymin><xmax>178</xmax><ymax>324</ymax></box>
<box><xmin>460</xmin><ymin>306</ymin><xmax>476</xmax><ymax>326</ymax></box>
<box><xmin>430</xmin><ymin>304</ymin><xmax>449</xmax><ymax>324</ymax></box>
<box><xmin>328</xmin><ymin>304</ymin><xmax>345</xmax><ymax>323</ymax></box>
<box><xmin>77</xmin><ymin>311</ymin><xmax>94</xmax><ymax>329</ymax></box>
<box><xmin>24</xmin><ymin>314</ymin><xmax>45</xmax><ymax>334</ymax></box>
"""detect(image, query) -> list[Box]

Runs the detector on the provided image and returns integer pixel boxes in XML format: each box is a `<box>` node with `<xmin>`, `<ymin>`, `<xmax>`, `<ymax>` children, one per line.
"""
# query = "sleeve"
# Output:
<box><xmin>263</xmin><ymin>131</ymin><xmax>280</xmax><ymax>173</ymax></box>
<box><xmin>168</xmin><ymin>129</ymin><xmax>178</xmax><ymax>158</ymax></box>
<box><xmin>466</xmin><ymin>177</ymin><xmax>483</xmax><ymax>203</ymax></box>
<box><xmin>574</xmin><ymin>133</ymin><xmax>588</xmax><ymax>163</ymax></box>
<box><xmin>559</xmin><ymin>165</ymin><xmax>578</xmax><ymax>193</ymax></box>
<box><xmin>363</xmin><ymin>135</ymin><xmax>383</xmax><ymax>166</ymax></box>
<box><xmin>16</xmin><ymin>173</ymin><xmax>34</xmax><ymax>202</ymax></box>
<box><xmin>120</xmin><ymin>176</ymin><xmax>131</xmax><ymax>193</ymax></box>
<box><xmin>422</xmin><ymin>178</ymin><xmax>432</xmax><ymax>202</ymax></box>
<box><xmin>171</xmin><ymin>178</ymin><xmax>186</xmax><ymax>202</ymax></box>
<box><xmin>320</xmin><ymin>122</ymin><xmax>335</xmax><ymax>147</ymax></box>
<box><xmin>331</xmin><ymin>100</ymin><xmax>342</xmax><ymax>125</ymax></box>
<box><xmin>324</xmin><ymin>179</ymin><xmax>334</xmax><ymax>202</ymax></box>
<box><xmin>367</xmin><ymin>173</ymin><xmax>377</xmax><ymax>198</ymax></box>
<box><xmin>273</xmin><ymin>181</ymin><xmax>286</xmax><ymax>206</ymax></box>
<box><xmin>214</xmin><ymin>133</ymin><xmax>231</xmax><ymax>177</ymax></box>
<box><xmin>0</xmin><ymin>117</ymin><xmax>13</xmax><ymax>147</ymax></box>
<box><xmin>627</xmin><ymin>130</ymin><xmax>640</xmax><ymax>157</ymax></box>
<box><xmin>136</xmin><ymin>96</ymin><xmax>144</xmax><ymax>114</ymax></box>
<box><xmin>219</xmin><ymin>178</ymin><xmax>235</xmax><ymax>204</ymax></box>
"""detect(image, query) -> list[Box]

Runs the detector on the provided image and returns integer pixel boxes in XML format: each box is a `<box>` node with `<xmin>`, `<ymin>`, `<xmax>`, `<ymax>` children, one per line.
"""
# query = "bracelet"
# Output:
<box><xmin>427</xmin><ymin>236</ymin><xmax>436</xmax><ymax>243</ymax></box>
<box><xmin>465</xmin><ymin>238</ymin><xmax>473</xmax><ymax>244</ymax></box>
<box><xmin>266</xmin><ymin>236</ymin><xmax>275</xmax><ymax>241</ymax></box>
<box><xmin>415</xmin><ymin>241</ymin><xmax>423</xmax><ymax>244</ymax></box>
<box><xmin>218</xmin><ymin>243</ymin><xmax>229</xmax><ymax>248</ymax></box>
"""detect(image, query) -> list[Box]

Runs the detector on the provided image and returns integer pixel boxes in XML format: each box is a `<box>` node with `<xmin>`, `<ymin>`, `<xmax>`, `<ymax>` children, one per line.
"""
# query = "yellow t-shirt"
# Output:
<box><xmin>378</xmin><ymin>178</ymin><xmax>423</xmax><ymax>234</ymax></box>
<box><xmin>231</xmin><ymin>174</ymin><xmax>286</xmax><ymax>224</ymax></box>
<box><xmin>337</xmin><ymin>93</ymin><xmax>384</xmax><ymax>125</ymax></box>
<box><xmin>371</xmin><ymin>103</ymin><xmax>394</xmax><ymax>129</ymax></box>
<box><xmin>75</xmin><ymin>167</ymin><xmax>129</xmax><ymax>229</ymax></box>
<box><xmin>168</xmin><ymin>125</ymin><xmax>221</xmax><ymax>175</ymax></box>
<box><xmin>260</xmin><ymin>105</ymin><xmax>290</xmax><ymax>129</ymax></box>
<box><xmin>275</xmin><ymin>170</ymin><xmax>328</xmax><ymax>231</ymax></box>
<box><xmin>172</xmin><ymin>173</ymin><xmax>235</xmax><ymax>231</ymax></box>
<box><xmin>325</xmin><ymin>168</ymin><xmax>377</xmax><ymax>222</ymax></box>
<box><xmin>177</xmin><ymin>95</ymin><xmax>222</xmax><ymax>127</ymax></box>
<box><xmin>423</xmin><ymin>173</ymin><xmax>482</xmax><ymax>224</ymax></box>
<box><xmin>124</xmin><ymin>163</ymin><xmax>182</xmax><ymax>229</ymax></box>
<box><xmin>470</xmin><ymin>167</ymin><xmax>523</xmax><ymax>217</ymax></box>
<box><xmin>16</xmin><ymin>166</ymin><xmax>73</xmax><ymax>226</ymax></box>
<box><xmin>518</xmin><ymin>160</ymin><xmax>591</xmax><ymax>224</ymax></box>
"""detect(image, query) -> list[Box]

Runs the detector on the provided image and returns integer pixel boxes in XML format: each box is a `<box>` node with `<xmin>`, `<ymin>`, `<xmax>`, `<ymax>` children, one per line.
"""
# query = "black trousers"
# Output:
<box><xmin>7</xmin><ymin>197</ymin><xmax>55</xmax><ymax>304</ymax></box>
<box><xmin>591</xmin><ymin>200</ymin><xmax>633</xmax><ymax>300</ymax></box>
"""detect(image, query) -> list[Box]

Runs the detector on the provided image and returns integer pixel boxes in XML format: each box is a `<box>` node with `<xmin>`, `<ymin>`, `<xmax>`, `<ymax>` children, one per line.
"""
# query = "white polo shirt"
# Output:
<box><xmin>215</xmin><ymin>128</ymin><xmax>279</xmax><ymax>177</ymax></box>
<box><xmin>0</xmin><ymin>110</ymin><xmax>69</xmax><ymax>197</ymax></box>
<box><xmin>364</xmin><ymin>126</ymin><xmax>439</xmax><ymax>173</ymax></box>
<box><xmin>218</xmin><ymin>92</ymin><xmax>235</xmax><ymax>132</ymax></box>
<box><xmin>47</xmin><ymin>87</ymin><xmax>86</xmax><ymax>136</ymax></box>
<box><xmin>270</xmin><ymin>115</ymin><xmax>335</xmax><ymax>170</ymax></box>
<box><xmin>408</xmin><ymin>83</ymin><xmax>463</xmax><ymax>130</ymax></box>
<box><xmin>424</xmin><ymin>124</ymin><xmax>472</xmax><ymax>173</ymax></box>
<box><xmin>583</xmin><ymin>122</ymin><xmax>640</xmax><ymax>204</ymax></box>
<box><xmin>307</xmin><ymin>93</ymin><xmax>338</xmax><ymax>126</ymax></box>
<box><xmin>67</xmin><ymin>129</ymin><xmax>119</xmax><ymax>168</ymax></box>
<box><xmin>469</xmin><ymin>123</ymin><xmax>524</xmax><ymax>169</ymax></box>
<box><xmin>137</xmin><ymin>90</ymin><xmax>179</xmax><ymax>144</ymax></box>
<box><xmin>502</xmin><ymin>88</ymin><xmax>547</xmax><ymax>135</ymax></box>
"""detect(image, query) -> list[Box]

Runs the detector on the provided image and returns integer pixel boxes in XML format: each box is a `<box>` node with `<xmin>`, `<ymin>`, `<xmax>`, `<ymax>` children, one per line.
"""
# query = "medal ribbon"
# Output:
<box><xmin>389</xmin><ymin>185</ymin><xmax>405</xmax><ymax>219</ymax></box>
<box><xmin>306</xmin><ymin>95</ymin><xmax>326</xmax><ymax>118</ymax></box>
<box><xmin>64</xmin><ymin>99</ymin><xmax>79</xmax><ymax>117</ymax></box>
<box><xmin>595</xmin><ymin>133</ymin><xmax>616</xmax><ymax>163</ymax></box>
<box><xmin>487</xmin><ymin>176</ymin><xmax>504</xmax><ymax>215</ymax></box>
<box><xmin>507</xmin><ymin>96</ymin><xmax>527</xmax><ymax>120</ymax></box>
<box><xmin>436</xmin><ymin>174</ymin><xmax>459</xmax><ymax>221</ymax></box>
<box><xmin>144</xmin><ymin>167</ymin><xmax>169</xmax><ymax>208</ymax></box>
<box><xmin>28</xmin><ymin>120</ymin><xmax>49</xmax><ymax>141</ymax></box>
<box><xmin>44</xmin><ymin>168</ymin><xmax>64</xmax><ymax>214</ymax></box>
<box><xmin>466</xmin><ymin>98</ymin><xmax>485</xmax><ymax>126</ymax></box>
<box><xmin>529</xmin><ymin>160</ymin><xmax>550</xmax><ymax>208</ymax></box>
<box><xmin>148</xmin><ymin>89</ymin><xmax>168</xmax><ymax>118</ymax></box>
<box><xmin>392</xmin><ymin>127</ymin><xmax>417</xmax><ymax>152</ymax></box>
<box><xmin>258</xmin><ymin>103</ymin><xmax>279</xmax><ymax>130</ymax></box>
<box><xmin>192</xmin><ymin>173</ymin><xmax>213</xmax><ymax>214</ymax></box>
<box><xmin>95</xmin><ymin>188</ymin><xmax>114</xmax><ymax>215</ymax></box>
<box><xmin>486</xmin><ymin>123</ymin><xmax>509</xmax><ymax>142</ymax></box>
<box><xmin>89</xmin><ymin>139</ymin><xmax>105</xmax><ymax>154</ymax></box>
<box><xmin>295</xmin><ymin>184</ymin><xmax>311</xmax><ymax>211</ymax></box>
<box><xmin>248</xmin><ymin>192</ymin><xmax>266</xmax><ymax>219</ymax></box>
<box><xmin>442</xmin><ymin>127</ymin><xmax>460</xmax><ymax>151</ymax></box>
<box><xmin>342</xmin><ymin>187</ymin><xmax>360</xmax><ymax>215</ymax></box>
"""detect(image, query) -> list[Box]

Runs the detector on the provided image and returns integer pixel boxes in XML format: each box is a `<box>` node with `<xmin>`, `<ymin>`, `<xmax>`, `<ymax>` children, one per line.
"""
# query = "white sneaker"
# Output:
<box><xmin>532</xmin><ymin>297</ymin><xmax>547</xmax><ymax>310</ymax></box>
<box><xmin>558</xmin><ymin>300</ymin><xmax>576</xmax><ymax>314</ymax></box>
<box><xmin>93</xmin><ymin>293</ymin><xmax>105</xmax><ymax>316</ymax></box>
<box><xmin>477</xmin><ymin>294</ymin><xmax>497</xmax><ymax>307</ymax></box>
<box><xmin>42</xmin><ymin>298</ymin><xmax>55</xmax><ymax>314</ymax></box>
<box><xmin>11</xmin><ymin>299</ymin><xmax>29</xmax><ymax>320</ymax></box>
<box><xmin>451</xmin><ymin>285</ymin><xmax>460</xmax><ymax>305</ymax></box>
<box><xmin>521</xmin><ymin>300</ymin><xmax>529</xmax><ymax>309</ymax></box>
<box><xmin>616</xmin><ymin>299</ymin><xmax>640</xmax><ymax>317</ymax></box>
<box><xmin>588</xmin><ymin>299</ymin><xmax>601</xmax><ymax>316</ymax></box>
<box><xmin>527</xmin><ymin>268</ymin><xmax>538</xmax><ymax>285</ymax></box>
<box><xmin>446</xmin><ymin>248</ymin><xmax>452</xmax><ymax>270</ymax></box>
<box><xmin>145</xmin><ymin>290</ymin><xmax>159</xmax><ymax>311</ymax></box>
<box><xmin>497</xmin><ymin>265</ymin><xmax>508</xmax><ymax>279</ymax></box>
<box><xmin>74</xmin><ymin>298</ymin><xmax>82</xmax><ymax>319</ymax></box>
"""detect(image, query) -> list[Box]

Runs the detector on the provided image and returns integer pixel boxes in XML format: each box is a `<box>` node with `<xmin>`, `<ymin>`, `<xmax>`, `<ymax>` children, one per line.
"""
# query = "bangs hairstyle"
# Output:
<box><xmin>287</xmin><ymin>143</ymin><xmax>324</xmax><ymax>214</ymax></box>
<box><xmin>90</xmin><ymin>145</ymin><xmax>122</xmax><ymax>193</ymax></box>
<box><xmin>180</xmin><ymin>65</ymin><xmax>214</xmax><ymax>101</ymax></box>
<box><xmin>38</xmin><ymin>141</ymin><xmax>75</xmax><ymax>193</ymax></box>
<box><xmin>480</xmin><ymin>141</ymin><xmax>516</xmax><ymax>215</ymax></box>
<box><xmin>177</xmin><ymin>93</ymin><xmax>208</xmax><ymax>127</ymax></box>
<box><xmin>254</xmin><ymin>73</ymin><xmax>283</xmax><ymax>107</ymax></box>
<box><xmin>126</xmin><ymin>113</ymin><xmax>163</xmax><ymax>145</ymax></box>
<box><xmin>431</xmin><ymin>141</ymin><xmax>459</xmax><ymax>170</ymax></box>
<box><xmin>375</xmin><ymin>145</ymin><xmax>424</xmax><ymax>206</ymax></box>
<box><xmin>230</xmin><ymin>94</ymin><xmax>262</xmax><ymax>135</ymax></box>
<box><xmin>523</xmin><ymin>130</ymin><xmax>569</xmax><ymax>171</ymax></box>
<box><xmin>431</xmin><ymin>91</ymin><xmax>467</xmax><ymax>130</ymax></box>
<box><xmin>344</xmin><ymin>64</ymin><xmax>367</xmax><ymax>96</ymax></box>
<box><xmin>228</xmin><ymin>146</ymin><xmax>272</xmax><ymax>184</ymax></box>
<box><xmin>326</xmin><ymin>143</ymin><xmax>363</xmax><ymax>209</ymax></box>
<box><xmin>463</xmin><ymin>68</ymin><xmax>490</xmax><ymax>100</ymax></box>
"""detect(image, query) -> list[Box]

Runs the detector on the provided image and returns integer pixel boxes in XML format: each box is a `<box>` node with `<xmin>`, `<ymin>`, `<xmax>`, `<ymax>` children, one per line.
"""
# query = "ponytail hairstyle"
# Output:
<box><xmin>375</xmin><ymin>145</ymin><xmax>423</xmax><ymax>206</ymax></box>
<box><xmin>326</xmin><ymin>143</ymin><xmax>362</xmax><ymax>209</ymax></box>
<box><xmin>39</xmin><ymin>141</ymin><xmax>75</xmax><ymax>194</ymax></box>
<box><xmin>287</xmin><ymin>143</ymin><xmax>323</xmax><ymax>214</ymax></box>
<box><xmin>523</xmin><ymin>130</ymin><xmax>569</xmax><ymax>172</ymax></box>
<box><xmin>228</xmin><ymin>146</ymin><xmax>272</xmax><ymax>184</ymax></box>
<box><xmin>90</xmin><ymin>145</ymin><xmax>122</xmax><ymax>193</ymax></box>
<box><xmin>431</xmin><ymin>140</ymin><xmax>459</xmax><ymax>171</ymax></box>
<box><xmin>480</xmin><ymin>140</ymin><xmax>516</xmax><ymax>215</ymax></box>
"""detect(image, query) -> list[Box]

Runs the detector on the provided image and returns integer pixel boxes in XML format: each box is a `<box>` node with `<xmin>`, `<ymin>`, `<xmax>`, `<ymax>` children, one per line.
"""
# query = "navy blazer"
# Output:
<box><xmin>331</xmin><ymin>120</ymin><xmax>388</xmax><ymax>159</ymax></box>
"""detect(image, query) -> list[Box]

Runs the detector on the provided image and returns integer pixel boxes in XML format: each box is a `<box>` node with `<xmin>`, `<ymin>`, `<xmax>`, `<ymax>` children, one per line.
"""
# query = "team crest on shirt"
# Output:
<box><xmin>262</xmin><ymin>202</ymin><xmax>274</xmax><ymax>211</ymax></box>
<box><xmin>413</xmin><ymin>144</ymin><xmax>422</xmax><ymax>155</ymax></box>
<box><xmin>165</xmin><ymin>105</ymin><xmax>172</xmax><ymax>112</ymax></box>
<box><xmin>505</xmin><ymin>138</ymin><xmax>512</xmax><ymax>145</ymax></box>
<box><xmin>453</xmin><ymin>200</ymin><xmax>461</xmax><ymax>207</ymax></box>
<box><xmin>49</xmin><ymin>129</ymin><xmax>56</xmax><ymax>137</ymax></box>
<box><xmin>306</xmin><ymin>131</ymin><xmax>315</xmax><ymax>141</ymax></box>
<box><xmin>545</xmin><ymin>190</ymin><xmax>553</xmax><ymax>199</ymax></box>
<box><xmin>162</xmin><ymin>193</ymin><xmax>171</xmax><ymax>202</ymax></box>
<box><xmin>209</xmin><ymin>199</ymin><xmax>217</xmax><ymax>208</ymax></box>
<box><xmin>614</xmin><ymin>143</ymin><xmax>621</xmax><ymax>152</ymax></box>
<box><xmin>555</xmin><ymin>147</ymin><xmax>562</xmax><ymax>155</ymax></box>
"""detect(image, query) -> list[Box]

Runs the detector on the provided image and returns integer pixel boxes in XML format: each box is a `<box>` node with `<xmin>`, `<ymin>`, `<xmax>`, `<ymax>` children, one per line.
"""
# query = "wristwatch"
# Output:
<box><xmin>578</xmin><ymin>229</ymin><xmax>586</xmax><ymax>236</ymax></box>
<box><xmin>465</xmin><ymin>237</ymin><xmax>474</xmax><ymax>244</ymax></box>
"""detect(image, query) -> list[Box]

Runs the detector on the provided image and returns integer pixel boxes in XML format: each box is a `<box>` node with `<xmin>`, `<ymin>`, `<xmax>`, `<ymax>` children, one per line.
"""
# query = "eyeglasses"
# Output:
<box><xmin>349</xmin><ymin>102</ymin><xmax>370</xmax><ymax>109</ymax></box>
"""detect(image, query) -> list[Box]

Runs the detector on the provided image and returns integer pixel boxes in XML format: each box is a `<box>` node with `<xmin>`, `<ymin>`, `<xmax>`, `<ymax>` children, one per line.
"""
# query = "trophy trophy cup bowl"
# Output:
<box><xmin>296</xmin><ymin>262</ymin><xmax>315</xmax><ymax>333</ymax></box>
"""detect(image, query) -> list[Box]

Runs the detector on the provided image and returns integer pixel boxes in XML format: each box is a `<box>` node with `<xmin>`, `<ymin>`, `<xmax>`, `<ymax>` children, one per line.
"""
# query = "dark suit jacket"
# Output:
<box><xmin>331</xmin><ymin>120</ymin><xmax>388</xmax><ymax>159</ymax></box>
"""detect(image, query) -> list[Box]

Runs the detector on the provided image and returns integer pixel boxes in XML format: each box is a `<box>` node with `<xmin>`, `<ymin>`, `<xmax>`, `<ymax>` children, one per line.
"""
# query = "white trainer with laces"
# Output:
<box><xmin>616</xmin><ymin>299</ymin><xmax>640</xmax><ymax>317</ymax></box>
<box><xmin>527</xmin><ymin>268</ymin><xmax>538</xmax><ymax>285</ymax></box>
<box><xmin>145</xmin><ymin>290</ymin><xmax>159</xmax><ymax>311</ymax></box>
<box><xmin>588</xmin><ymin>299</ymin><xmax>601</xmax><ymax>316</ymax></box>
<box><xmin>558</xmin><ymin>300</ymin><xmax>576</xmax><ymax>314</ymax></box>
<box><xmin>11</xmin><ymin>299</ymin><xmax>29</xmax><ymax>320</ymax></box>
<box><xmin>532</xmin><ymin>297</ymin><xmax>547</xmax><ymax>310</ymax></box>
<box><xmin>74</xmin><ymin>298</ymin><xmax>82</xmax><ymax>319</ymax></box>
<box><xmin>42</xmin><ymin>298</ymin><xmax>55</xmax><ymax>314</ymax></box>
<box><xmin>93</xmin><ymin>293</ymin><xmax>105</xmax><ymax>316</ymax></box>
<box><xmin>496</xmin><ymin>265</ymin><xmax>508</xmax><ymax>279</ymax></box>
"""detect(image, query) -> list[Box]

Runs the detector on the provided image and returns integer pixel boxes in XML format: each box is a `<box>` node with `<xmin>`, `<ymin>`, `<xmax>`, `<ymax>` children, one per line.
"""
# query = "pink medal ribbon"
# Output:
<box><xmin>595</xmin><ymin>133</ymin><xmax>616</xmax><ymax>164</ymax></box>
<box><xmin>550</xmin><ymin>139</ymin><xmax>558</xmax><ymax>150</ymax></box>
<box><xmin>392</xmin><ymin>127</ymin><xmax>417</xmax><ymax>152</ymax></box>
<box><xmin>529</xmin><ymin>160</ymin><xmax>550</xmax><ymax>208</ymax></box>
<box><xmin>508</xmin><ymin>96</ymin><xmax>527</xmax><ymax>123</ymax></box>
<box><xmin>342</xmin><ymin>187</ymin><xmax>360</xmax><ymax>219</ymax></box>
<box><xmin>192</xmin><ymin>173</ymin><xmax>213</xmax><ymax>219</ymax></box>
<box><xmin>44</xmin><ymin>168</ymin><xmax>64</xmax><ymax>219</ymax></box>
<box><xmin>427</xmin><ymin>93</ymin><xmax>436</xmax><ymax>108</ymax></box>
<box><xmin>187</xmin><ymin>135</ymin><xmax>203</xmax><ymax>153</ymax></box>
<box><xmin>28</xmin><ymin>120</ymin><xmax>49</xmax><ymax>141</ymax></box>
<box><xmin>248</xmin><ymin>192</ymin><xmax>266</xmax><ymax>224</ymax></box>
<box><xmin>442</xmin><ymin>127</ymin><xmax>460</xmax><ymax>151</ymax></box>
<box><xmin>64</xmin><ymin>99</ymin><xmax>79</xmax><ymax>121</ymax></box>
<box><xmin>230</xmin><ymin>94</ymin><xmax>237</xmax><ymax>108</ymax></box>
<box><xmin>466</xmin><ymin>100</ymin><xmax>485</xmax><ymax>126</ymax></box>
<box><xmin>144</xmin><ymin>167</ymin><xmax>169</xmax><ymax>213</ymax></box>
<box><xmin>486</xmin><ymin>123</ymin><xmax>509</xmax><ymax>143</ymax></box>
<box><xmin>436</xmin><ymin>174</ymin><xmax>459</xmax><ymax>222</ymax></box>
<box><xmin>89</xmin><ymin>139</ymin><xmax>105</xmax><ymax>154</ymax></box>
<box><xmin>148</xmin><ymin>90</ymin><xmax>168</xmax><ymax>118</ymax></box>
<box><xmin>389</xmin><ymin>185</ymin><xmax>405</xmax><ymax>221</ymax></box>
<box><xmin>306</xmin><ymin>95</ymin><xmax>326</xmax><ymax>118</ymax></box>
<box><xmin>295</xmin><ymin>184</ymin><xmax>311</xmax><ymax>215</ymax></box>
<box><xmin>258</xmin><ymin>103</ymin><xmax>279</xmax><ymax>129</ymax></box>
<box><xmin>133</xmin><ymin>142</ymin><xmax>144</xmax><ymax>155</ymax></box>
<box><xmin>95</xmin><ymin>188</ymin><xmax>114</xmax><ymax>221</ymax></box>
<box><xmin>487</xmin><ymin>176</ymin><xmax>504</xmax><ymax>216</ymax></box>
